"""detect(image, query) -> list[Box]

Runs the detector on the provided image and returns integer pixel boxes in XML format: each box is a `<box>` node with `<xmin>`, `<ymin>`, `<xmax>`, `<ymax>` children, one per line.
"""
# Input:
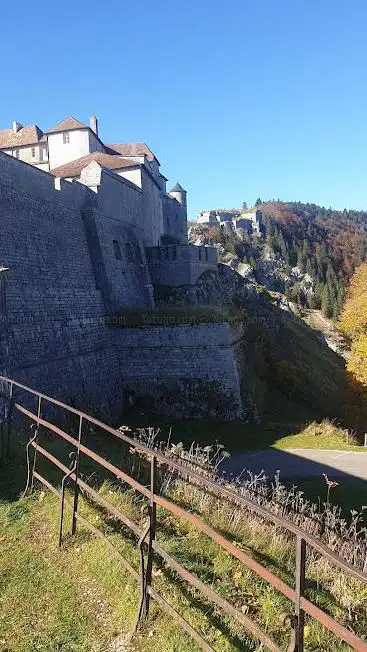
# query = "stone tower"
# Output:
<box><xmin>169</xmin><ymin>182</ymin><xmax>187</xmax><ymax>207</ymax></box>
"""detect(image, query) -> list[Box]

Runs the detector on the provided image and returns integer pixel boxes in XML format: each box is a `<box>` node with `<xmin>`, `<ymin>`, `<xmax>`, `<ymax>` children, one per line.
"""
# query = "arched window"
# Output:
<box><xmin>125</xmin><ymin>242</ymin><xmax>134</xmax><ymax>261</ymax></box>
<box><xmin>135</xmin><ymin>244</ymin><xmax>142</xmax><ymax>264</ymax></box>
<box><xmin>113</xmin><ymin>240</ymin><xmax>122</xmax><ymax>260</ymax></box>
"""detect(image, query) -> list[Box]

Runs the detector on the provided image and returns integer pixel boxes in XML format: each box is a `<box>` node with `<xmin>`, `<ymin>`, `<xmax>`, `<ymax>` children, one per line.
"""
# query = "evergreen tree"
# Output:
<box><xmin>308</xmin><ymin>292</ymin><xmax>319</xmax><ymax>309</ymax></box>
<box><xmin>321</xmin><ymin>283</ymin><xmax>333</xmax><ymax>318</ymax></box>
<box><xmin>306</xmin><ymin>258</ymin><xmax>313</xmax><ymax>277</ymax></box>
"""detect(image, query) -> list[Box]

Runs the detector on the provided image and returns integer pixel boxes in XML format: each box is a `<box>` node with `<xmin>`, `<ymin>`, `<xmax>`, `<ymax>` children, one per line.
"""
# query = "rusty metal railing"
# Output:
<box><xmin>1</xmin><ymin>375</ymin><xmax>367</xmax><ymax>651</ymax></box>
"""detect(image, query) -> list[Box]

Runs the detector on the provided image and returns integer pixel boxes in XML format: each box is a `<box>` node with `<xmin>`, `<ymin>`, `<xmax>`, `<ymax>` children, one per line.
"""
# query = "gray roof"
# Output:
<box><xmin>169</xmin><ymin>182</ymin><xmax>186</xmax><ymax>193</ymax></box>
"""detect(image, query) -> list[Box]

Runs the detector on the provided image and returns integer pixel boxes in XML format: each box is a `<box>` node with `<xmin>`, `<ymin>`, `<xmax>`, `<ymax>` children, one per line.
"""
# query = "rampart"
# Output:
<box><xmin>146</xmin><ymin>244</ymin><xmax>218</xmax><ymax>286</ymax></box>
<box><xmin>0</xmin><ymin>152</ymin><xmax>243</xmax><ymax>422</ymax></box>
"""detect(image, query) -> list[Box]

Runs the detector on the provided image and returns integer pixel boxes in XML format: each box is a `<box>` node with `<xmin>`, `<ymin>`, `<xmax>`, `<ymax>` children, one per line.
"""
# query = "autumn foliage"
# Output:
<box><xmin>339</xmin><ymin>264</ymin><xmax>367</xmax><ymax>342</ymax></box>
<box><xmin>339</xmin><ymin>264</ymin><xmax>367</xmax><ymax>429</ymax></box>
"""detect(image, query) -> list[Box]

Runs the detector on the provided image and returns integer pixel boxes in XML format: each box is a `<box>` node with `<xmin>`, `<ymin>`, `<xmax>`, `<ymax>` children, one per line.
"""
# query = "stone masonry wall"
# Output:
<box><xmin>114</xmin><ymin>323</ymin><xmax>243</xmax><ymax>420</ymax></box>
<box><xmin>146</xmin><ymin>244</ymin><xmax>218</xmax><ymax>286</ymax></box>
<box><xmin>0</xmin><ymin>152</ymin><xmax>245</xmax><ymax>423</ymax></box>
<box><xmin>0</xmin><ymin>152</ymin><xmax>124</xmax><ymax>420</ymax></box>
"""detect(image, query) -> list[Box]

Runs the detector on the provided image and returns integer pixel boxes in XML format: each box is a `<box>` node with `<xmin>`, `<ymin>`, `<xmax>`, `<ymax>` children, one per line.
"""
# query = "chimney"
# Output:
<box><xmin>12</xmin><ymin>121</ymin><xmax>23</xmax><ymax>133</ymax></box>
<box><xmin>89</xmin><ymin>115</ymin><xmax>98</xmax><ymax>136</ymax></box>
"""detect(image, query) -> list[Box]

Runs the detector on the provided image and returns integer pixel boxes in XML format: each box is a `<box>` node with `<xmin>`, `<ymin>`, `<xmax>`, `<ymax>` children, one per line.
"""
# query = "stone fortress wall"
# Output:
<box><xmin>0</xmin><ymin>150</ymin><xmax>244</xmax><ymax>422</ymax></box>
<box><xmin>0</xmin><ymin>152</ymin><xmax>122</xmax><ymax>417</ymax></box>
<box><xmin>146</xmin><ymin>244</ymin><xmax>218</xmax><ymax>286</ymax></box>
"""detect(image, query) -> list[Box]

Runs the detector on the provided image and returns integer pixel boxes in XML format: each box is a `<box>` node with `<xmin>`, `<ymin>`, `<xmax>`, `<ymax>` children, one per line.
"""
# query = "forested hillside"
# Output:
<box><xmin>261</xmin><ymin>200</ymin><xmax>367</xmax><ymax>316</ymax></box>
<box><xmin>192</xmin><ymin>200</ymin><xmax>367</xmax><ymax>319</ymax></box>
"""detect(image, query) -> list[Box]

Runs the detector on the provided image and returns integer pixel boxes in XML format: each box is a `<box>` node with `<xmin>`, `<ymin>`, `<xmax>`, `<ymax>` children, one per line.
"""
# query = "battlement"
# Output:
<box><xmin>0</xmin><ymin>139</ymin><xmax>241</xmax><ymax>423</ymax></box>
<box><xmin>146</xmin><ymin>244</ymin><xmax>217</xmax><ymax>286</ymax></box>
<box><xmin>0</xmin><ymin>150</ymin><xmax>95</xmax><ymax>209</ymax></box>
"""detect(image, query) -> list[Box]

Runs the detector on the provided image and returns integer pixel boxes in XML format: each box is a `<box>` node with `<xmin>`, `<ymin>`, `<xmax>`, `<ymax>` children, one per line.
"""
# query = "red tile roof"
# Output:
<box><xmin>51</xmin><ymin>152</ymin><xmax>141</xmax><ymax>178</ymax></box>
<box><xmin>106</xmin><ymin>142</ymin><xmax>159</xmax><ymax>163</ymax></box>
<box><xmin>0</xmin><ymin>125</ymin><xmax>44</xmax><ymax>148</ymax></box>
<box><xmin>46</xmin><ymin>116</ymin><xmax>87</xmax><ymax>134</ymax></box>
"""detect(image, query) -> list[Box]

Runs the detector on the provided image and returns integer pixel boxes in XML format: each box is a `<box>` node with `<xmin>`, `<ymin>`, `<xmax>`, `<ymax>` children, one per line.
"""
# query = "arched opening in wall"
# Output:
<box><xmin>113</xmin><ymin>240</ymin><xmax>122</xmax><ymax>260</ymax></box>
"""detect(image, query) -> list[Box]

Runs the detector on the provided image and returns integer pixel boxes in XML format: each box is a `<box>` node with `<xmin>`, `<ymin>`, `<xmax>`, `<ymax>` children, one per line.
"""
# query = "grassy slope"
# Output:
<box><xmin>131</xmin><ymin>419</ymin><xmax>365</xmax><ymax>454</ymax></box>
<box><xmin>0</xmin><ymin>435</ymin><xmax>366</xmax><ymax>652</ymax></box>
<box><xmin>273</xmin><ymin>420</ymin><xmax>364</xmax><ymax>451</ymax></box>
<box><xmin>0</xmin><ymin>487</ymin><xmax>359</xmax><ymax>652</ymax></box>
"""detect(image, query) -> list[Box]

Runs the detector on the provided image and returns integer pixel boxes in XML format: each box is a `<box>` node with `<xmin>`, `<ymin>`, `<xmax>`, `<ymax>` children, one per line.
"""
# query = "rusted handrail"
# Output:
<box><xmin>2</xmin><ymin>375</ymin><xmax>367</xmax><ymax>651</ymax></box>
<box><xmin>2</xmin><ymin>374</ymin><xmax>364</xmax><ymax>584</ymax></box>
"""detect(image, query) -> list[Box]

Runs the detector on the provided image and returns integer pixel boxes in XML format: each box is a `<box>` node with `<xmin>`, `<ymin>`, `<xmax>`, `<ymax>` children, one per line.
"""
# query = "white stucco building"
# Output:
<box><xmin>0</xmin><ymin>115</ymin><xmax>189</xmax><ymax>247</ymax></box>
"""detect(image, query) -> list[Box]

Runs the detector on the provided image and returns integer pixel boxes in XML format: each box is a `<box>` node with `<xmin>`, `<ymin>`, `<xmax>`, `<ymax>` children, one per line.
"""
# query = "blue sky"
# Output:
<box><xmin>1</xmin><ymin>0</ymin><xmax>367</xmax><ymax>217</ymax></box>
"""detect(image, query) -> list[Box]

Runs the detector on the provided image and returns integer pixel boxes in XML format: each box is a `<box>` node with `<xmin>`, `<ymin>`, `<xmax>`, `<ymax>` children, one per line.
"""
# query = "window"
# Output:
<box><xmin>63</xmin><ymin>132</ymin><xmax>70</xmax><ymax>144</ymax></box>
<box><xmin>31</xmin><ymin>147</ymin><xmax>36</xmax><ymax>158</ymax></box>
<box><xmin>125</xmin><ymin>242</ymin><xmax>134</xmax><ymax>262</ymax></box>
<box><xmin>113</xmin><ymin>240</ymin><xmax>122</xmax><ymax>260</ymax></box>
<box><xmin>15</xmin><ymin>149</ymin><xmax>19</xmax><ymax>159</ymax></box>
<box><xmin>135</xmin><ymin>245</ymin><xmax>142</xmax><ymax>264</ymax></box>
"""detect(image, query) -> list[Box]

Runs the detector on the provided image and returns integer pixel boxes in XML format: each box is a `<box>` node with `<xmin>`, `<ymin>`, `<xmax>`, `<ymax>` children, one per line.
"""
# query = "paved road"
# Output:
<box><xmin>221</xmin><ymin>449</ymin><xmax>367</xmax><ymax>481</ymax></box>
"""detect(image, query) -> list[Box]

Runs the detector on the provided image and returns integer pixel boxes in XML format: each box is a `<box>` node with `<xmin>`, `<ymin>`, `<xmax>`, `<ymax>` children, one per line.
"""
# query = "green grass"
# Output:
<box><xmin>273</xmin><ymin>420</ymin><xmax>365</xmax><ymax>451</ymax></box>
<box><xmin>1</xmin><ymin>431</ymin><xmax>366</xmax><ymax>652</ymax></box>
<box><xmin>1</xmin><ymin>425</ymin><xmax>366</xmax><ymax>652</ymax></box>
<box><xmin>126</xmin><ymin>417</ymin><xmax>365</xmax><ymax>454</ymax></box>
<box><xmin>0</xmin><ymin>497</ymin><xmax>124</xmax><ymax>652</ymax></box>
<box><xmin>0</xmin><ymin>483</ymin><xmax>360</xmax><ymax>652</ymax></box>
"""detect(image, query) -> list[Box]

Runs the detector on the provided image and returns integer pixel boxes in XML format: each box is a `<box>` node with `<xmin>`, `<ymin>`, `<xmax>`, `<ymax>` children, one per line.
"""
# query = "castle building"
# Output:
<box><xmin>0</xmin><ymin>118</ymin><xmax>245</xmax><ymax>424</ymax></box>
<box><xmin>196</xmin><ymin>208</ymin><xmax>242</xmax><ymax>225</ymax></box>
<box><xmin>0</xmin><ymin>115</ymin><xmax>217</xmax><ymax>291</ymax></box>
<box><xmin>196</xmin><ymin>207</ymin><xmax>263</xmax><ymax>235</ymax></box>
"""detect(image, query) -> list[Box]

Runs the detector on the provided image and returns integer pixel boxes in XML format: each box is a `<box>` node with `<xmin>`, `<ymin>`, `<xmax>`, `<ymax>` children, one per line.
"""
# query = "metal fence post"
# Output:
<box><xmin>30</xmin><ymin>395</ymin><xmax>42</xmax><ymax>492</ymax></box>
<box><xmin>144</xmin><ymin>454</ymin><xmax>157</xmax><ymax>618</ymax></box>
<box><xmin>71</xmin><ymin>415</ymin><xmax>83</xmax><ymax>536</ymax></box>
<box><xmin>294</xmin><ymin>535</ymin><xmax>306</xmax><ymax>652</ymax></box>
<box><xmin>5</xmin><ymin>381</ymin><xmax>14</xmax><ymax>459</ymax></box>
<box><xmin>59</xmin><ymin>455</ymin><xmax>77</xmax><ymax>548</ymax></box>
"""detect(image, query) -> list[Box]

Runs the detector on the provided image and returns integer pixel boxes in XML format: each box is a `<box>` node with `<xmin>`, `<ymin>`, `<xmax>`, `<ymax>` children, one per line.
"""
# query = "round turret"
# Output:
<box><xmin>169</xmin><ymin>182</ymin><xmax>187</xmax><ymax>207</ymax></box>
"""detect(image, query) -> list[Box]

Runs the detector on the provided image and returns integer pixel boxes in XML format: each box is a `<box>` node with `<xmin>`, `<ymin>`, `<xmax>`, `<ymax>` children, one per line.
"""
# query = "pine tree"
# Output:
<box><xmin>314</xmin><ymin>281</ymin><xmax>323</xmax><ymax>309</ymax></box>
<box><xmin>306</xmin><ymin>258</ymin><xmax>313</xmax><ymax>277</ymax></box>
<box><xmin>321</xmin><ymin>283</ymin><xmax>333</xmax><ymax>318</ymax></box>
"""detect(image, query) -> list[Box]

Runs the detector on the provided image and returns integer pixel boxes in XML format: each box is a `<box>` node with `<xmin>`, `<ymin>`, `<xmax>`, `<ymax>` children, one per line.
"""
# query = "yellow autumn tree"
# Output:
<box><xmin>348</xmin><ymin>335</ymin><xmax>367</xmax><ymax>387</ymax></box>
<box><xmin>339</xmin><ymin>264</ymin><xmax>367</xmax><ymax>430</ymax></box>
<box><xmin>339</xmin><ymin>263</ymin><xmax>367</xmax><ymax>341</ymax></box>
